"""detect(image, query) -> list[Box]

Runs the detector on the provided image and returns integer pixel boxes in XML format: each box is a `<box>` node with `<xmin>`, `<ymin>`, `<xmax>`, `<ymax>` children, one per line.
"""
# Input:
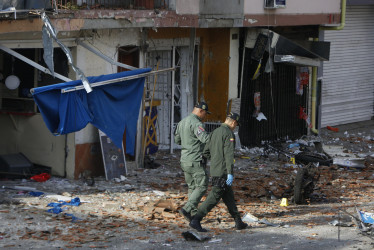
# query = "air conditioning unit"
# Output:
<box><xmin>264</xmin><ymin>0</ymin><xmax>286</xmax><ymax>9</ymax></box>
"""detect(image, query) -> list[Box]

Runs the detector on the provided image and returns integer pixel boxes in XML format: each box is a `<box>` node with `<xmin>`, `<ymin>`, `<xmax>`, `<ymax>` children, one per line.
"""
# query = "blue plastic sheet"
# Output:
<box><xmin>32</xmin><ymin>68</ymin><xmax>151</xmax><ymax>154</ymax></box>
<box><xmin>47</xmin><ymin>197</ymin><xmax>81</xmax><ymax>208</ymax></box>
<box><xmin>47</xmin><ymin>197</ymin><xmax>81</xmax><ymax>214</ymax></box>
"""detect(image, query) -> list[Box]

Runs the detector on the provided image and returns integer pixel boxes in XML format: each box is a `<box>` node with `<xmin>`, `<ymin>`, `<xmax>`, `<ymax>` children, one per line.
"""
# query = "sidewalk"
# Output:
<box><xmin>320</xmin><ymin>119</ymin><xmax>374</xmax><ymax>139</ymax></box>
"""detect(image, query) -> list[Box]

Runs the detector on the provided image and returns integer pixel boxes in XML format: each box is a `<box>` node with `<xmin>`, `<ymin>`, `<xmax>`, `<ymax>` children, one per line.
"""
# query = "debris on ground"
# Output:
<box><xmin>0</xmin><ymin>122</ymin><xmax>373</xmax><ymax>248</ymax></box>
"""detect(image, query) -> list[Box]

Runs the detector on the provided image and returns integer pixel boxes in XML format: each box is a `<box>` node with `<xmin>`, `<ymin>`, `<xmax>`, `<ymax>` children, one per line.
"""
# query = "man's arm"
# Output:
<box><xmin>194</xmin><ymin>123</ymin><xmax>210</xmax><ymax>143</ymax></box>
<box><xmin>174</xmin><ymin>122</ymin><xmax>181</xmax><ymax>145</ymax></box>
<box><xmin>223</xmin><ymin>131</ymin><xmax>235</xmax><ymax>175</ymax></box>
<box><xmin>202</xmin><ymin>135</ymin><xmax>211</xmax><ymax>160</ymax></box>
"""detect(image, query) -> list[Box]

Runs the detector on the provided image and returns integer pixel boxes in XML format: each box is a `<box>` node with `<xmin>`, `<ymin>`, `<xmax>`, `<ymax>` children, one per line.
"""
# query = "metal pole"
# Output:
<box><xmin>143</xmin><ymin>60</ymin><xmax>160</xmax><ymax>160</ymax></box>
<box><xmin>56</xmin><ymin>68</ymin><xmax>175</xmax><ymax>93</ymax></box>
<box><xmin>170</xmin><ymin>46</ymin><xmax>176</xmax><ymax>154</ymax></box>
<box><xmin>338</xmin><ymin>210</ymin><xmax>341</xmax><ymax>241</ymax></box>
<box><xmin>76</xmin><ymin>39</ymin><xmax>138</xmax><ymax>71</ymax></box>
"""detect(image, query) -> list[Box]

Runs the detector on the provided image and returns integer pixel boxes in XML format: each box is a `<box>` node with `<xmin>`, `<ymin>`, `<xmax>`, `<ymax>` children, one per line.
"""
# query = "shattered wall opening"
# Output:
<box><xmin>239</xmin><ymin>49</ymin><xmax>309</xmax><ymax>146</ymax></box>
<box><xmin>0</xmin><ymin>47</ymin><xmax>69</xmax><ymax>113</ymax></box>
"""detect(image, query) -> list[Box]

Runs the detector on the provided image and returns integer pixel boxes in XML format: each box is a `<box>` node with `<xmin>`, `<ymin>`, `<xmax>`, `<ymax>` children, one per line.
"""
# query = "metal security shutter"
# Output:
<box><xmin>321</xmin><ymin>5</ymin><xmax>374</xmax><ymax>127</ymax></box>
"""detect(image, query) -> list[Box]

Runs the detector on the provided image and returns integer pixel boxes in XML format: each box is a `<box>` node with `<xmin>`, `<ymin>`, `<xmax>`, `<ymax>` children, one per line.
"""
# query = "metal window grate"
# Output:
<box><xmin>239</xmin><ymin>48</ymin><xmax>309</xmax><ymax>147</ymax></box>
<box><xmin>204</xmin><ymin>122</ymin><xmax>222</xmax><ymax>133</ymax></box>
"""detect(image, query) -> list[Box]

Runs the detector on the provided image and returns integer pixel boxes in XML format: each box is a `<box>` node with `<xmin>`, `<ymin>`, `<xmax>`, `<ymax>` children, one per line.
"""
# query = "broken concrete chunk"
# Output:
<box><xmin>102</xmin><ymin>202</ymin><xmax>119</xmax><ymax>209</ymax></box>
<box><xmin>153</xmin><ymin>190</ymin><xmax>165</xmax><ymax>196</ymax></box>
<box><xmin>143</xmin><ymin>205</ymin><xmax>154</xmax><ymax>214</ymax></box>
<box><xmin>333</xmin><ymin>158</ymin><xmax>365</xmax><ymax>168</ymax></box>
<box><xmin>161</xmin><ymin>211</ymin><xmax>175</xmax><ymax>219</ymax></box>
<box><xmin>242</xmin><ymin>212</ymin><xmax>259</xmax><ymax>223</ymax></box>
<box><xmin>154</xmin><ymin>199</ymin><xmax>177</xmax><ymax>212</ymax></box>
<box><xmin>329</xmin><ymin>220</ymin><xmax>353</xmax><ymax>227</ymax></box>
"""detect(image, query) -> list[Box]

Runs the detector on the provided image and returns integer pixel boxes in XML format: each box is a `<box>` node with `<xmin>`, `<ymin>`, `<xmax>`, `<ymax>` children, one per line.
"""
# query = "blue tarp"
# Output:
<box><xmin>32</xmin><ymin>68</ymin><xmax>151</xmax><ymax>154</ymax></box>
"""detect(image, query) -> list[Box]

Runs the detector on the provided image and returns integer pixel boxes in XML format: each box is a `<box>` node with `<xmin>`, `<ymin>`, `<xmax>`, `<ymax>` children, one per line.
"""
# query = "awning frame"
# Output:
<box><xmin>0</xmin><ymin>43</ymin><xmax>72</xmax><ymax>82</ymax></box>
<box><xmin>274</xmin><ymin>55</ymin><xmax>321</xmax><ymax>67</ymax></box>
<box><xmin>28</xmin><ymin>67</ymin><xmax>176</xmax><ymax>94</ymax></box>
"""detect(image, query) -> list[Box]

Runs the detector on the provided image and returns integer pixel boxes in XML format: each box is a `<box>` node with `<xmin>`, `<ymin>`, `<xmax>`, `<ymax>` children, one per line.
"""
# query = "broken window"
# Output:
<box><xmin>0</xmin><ymin>48</ymin><xmax>69</xmax><ymax>113</ymax></box>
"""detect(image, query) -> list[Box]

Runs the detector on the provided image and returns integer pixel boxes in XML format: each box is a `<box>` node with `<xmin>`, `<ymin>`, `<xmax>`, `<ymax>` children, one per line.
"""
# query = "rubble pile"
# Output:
<box><xmin>0</xmin><ymin>126</ymin><xmax>373</xmax><ymax>248</ymax></box>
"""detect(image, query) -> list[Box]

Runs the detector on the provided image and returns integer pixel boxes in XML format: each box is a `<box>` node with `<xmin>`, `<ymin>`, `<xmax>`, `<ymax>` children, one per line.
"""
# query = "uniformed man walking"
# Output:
<box><xmin>189</xmin><ymin>112</ymin><xmax>248</xmax><ymax>232</ymax></box>
<box><xmin>174</xmin><ymin>102</ymin><xmax>211</xmax><ymax>222</ymax></box>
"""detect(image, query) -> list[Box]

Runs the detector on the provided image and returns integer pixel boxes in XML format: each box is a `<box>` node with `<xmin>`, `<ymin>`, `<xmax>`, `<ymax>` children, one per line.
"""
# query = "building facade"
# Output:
<box><xmin>0</xmin><ymin>0</ymin><xmax>346</xmax><ymax>178</ymax></box>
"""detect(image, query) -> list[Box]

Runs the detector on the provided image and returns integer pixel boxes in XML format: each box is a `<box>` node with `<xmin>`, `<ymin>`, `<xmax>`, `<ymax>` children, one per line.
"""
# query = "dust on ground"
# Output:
<box><xmin>0</xmin><ymin>120</ymin><xmax>374</xmax><ymax>249</ymax></box>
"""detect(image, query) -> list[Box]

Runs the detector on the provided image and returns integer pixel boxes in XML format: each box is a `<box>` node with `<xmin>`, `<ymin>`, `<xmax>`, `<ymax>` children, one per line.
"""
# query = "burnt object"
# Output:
<box><xmin>295</xmin><ymin>151</ymin><xmax>332</xmax><ymax>166</ymax></box>
<box><xmin>294</xmin><ymin>163</ymin><xmax>320</xmax><ymax>204</ymax></box>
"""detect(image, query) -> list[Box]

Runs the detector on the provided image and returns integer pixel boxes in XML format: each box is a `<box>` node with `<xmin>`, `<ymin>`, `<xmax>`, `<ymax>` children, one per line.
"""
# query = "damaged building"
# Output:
<box><xmin>0</xmin><ymin>0</ymin><xmax>373</xmax><ymax>179</ymax></box>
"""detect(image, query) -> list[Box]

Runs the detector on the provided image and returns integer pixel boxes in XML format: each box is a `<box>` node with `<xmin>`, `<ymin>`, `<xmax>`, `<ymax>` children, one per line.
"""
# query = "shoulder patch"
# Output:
<box><xmin>197</xmin><ymin>126</ymin><xmax>205</xmax><ymax>135</ymax></box>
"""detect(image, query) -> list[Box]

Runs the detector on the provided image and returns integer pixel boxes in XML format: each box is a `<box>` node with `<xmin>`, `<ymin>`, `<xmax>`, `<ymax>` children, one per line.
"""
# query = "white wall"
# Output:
<box><xmin>0</xmin><ymin>114</ymin><xmax>66</xmax><ymax>176</ymax></box>
<box><xmin>176</xmin><ymin>0</ymin><xmax>342</xmax><ymax>15</ymax></box>
<box><xmin>74</xmin><ymin>28</ymin><xmax>141</xmax><ymax>145</ymax></box>
<box><xmin>244</xmin><ymin>0</ymin><xmax>341</xmax><ymax>14</ymax></box>
<box><xmin>228</xmin><ymin>28</ymin><xmax>239</xmax><ymax>100</ymax></box>
<box><xmin>176</xmin><ymin>0</ymin><xmax>200</xmax><ymax>14</ymax></box>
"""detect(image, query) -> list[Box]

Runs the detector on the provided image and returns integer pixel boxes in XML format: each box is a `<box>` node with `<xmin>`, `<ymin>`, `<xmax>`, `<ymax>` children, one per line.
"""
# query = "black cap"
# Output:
<box><xmin>227</xmin><ymin>112</ymin><xmax>240</xmax><ymax>125</ymax></box>
<box><xmin>195</xmin><ymin>102</ymin><xmax>211</xmax><ymax>114</ymax></box>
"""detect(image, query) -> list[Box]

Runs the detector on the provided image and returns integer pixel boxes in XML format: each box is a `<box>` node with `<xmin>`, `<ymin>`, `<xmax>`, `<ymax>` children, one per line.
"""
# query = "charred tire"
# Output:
<box><xmin>295</xmin><ymin>152</ymin><xmax>332</xmax><ymax>166</ymax></box>
<box><xmin>294</xmin><ymin>168</ymin><xmax>308</xmax><ymax>204</ymax></box>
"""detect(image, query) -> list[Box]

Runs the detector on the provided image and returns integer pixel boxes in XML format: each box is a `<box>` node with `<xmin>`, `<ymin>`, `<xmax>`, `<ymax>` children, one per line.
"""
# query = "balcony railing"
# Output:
<box><xmin>54</xmin><ymin>0</ymin><xmax>173</xmax><ymax>10</ymax></box>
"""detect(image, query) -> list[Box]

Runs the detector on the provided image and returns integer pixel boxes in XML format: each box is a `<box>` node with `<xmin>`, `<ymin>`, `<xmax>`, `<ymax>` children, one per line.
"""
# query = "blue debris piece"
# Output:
<box><xmin>359</xmin><ymin>210</ymin><xmax>374</xmax><ymax>224</ymax></box>
<box><xmin>29</xmin><ymin>191</ymin><xmax>44</xmax><ymax>197</ymax></box>
<box><xmin>65</xmin><ymin>213</ymin><xmax>80</xmax><ymax>222</ymax></box>
<box><xmin>288</xmin><ymin>143</ymin><xmax>300</xmax><ymax>149</ymax></box>
<box><xmin>46</xmin><ymin>197</ymin><xmax>81</xmax><ymax>216</ymax></box>
<box><xmin>47</xmin><ymin>207</ymin><xmax>64</xmax><ymax>214</ymax></box>
<box><xmin>47</xmin><ymin>202</ymin><xmax>64</xmax><ymax>208</ymax></box>
<box><xmin>68</xmin><ymin>197</ymin><xmax>81</xmax><ymax>206</ymax></box>
<box><xmin>47</xmin><ymin>197</ymin><xmax>81</xmax><ymax>208</ymax></box>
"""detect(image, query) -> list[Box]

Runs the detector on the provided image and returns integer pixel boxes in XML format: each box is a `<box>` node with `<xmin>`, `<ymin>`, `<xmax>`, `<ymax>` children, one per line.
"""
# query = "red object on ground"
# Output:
<box><xmin>327</xmin><ymin>126</ymin><xmax>339</xmax><ymax>132</ymax></box>
<box><xmin>30</xmin><ymin>173</ymin><xmax>51</xmax><ymax>182</ymax></box>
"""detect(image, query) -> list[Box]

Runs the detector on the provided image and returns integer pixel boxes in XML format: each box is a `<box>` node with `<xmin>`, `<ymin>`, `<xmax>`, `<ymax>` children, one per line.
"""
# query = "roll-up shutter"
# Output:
<box><xmin>321</xmin><ymin>5</ymin><xmax>374</xmax><ymax>127</ymax></box>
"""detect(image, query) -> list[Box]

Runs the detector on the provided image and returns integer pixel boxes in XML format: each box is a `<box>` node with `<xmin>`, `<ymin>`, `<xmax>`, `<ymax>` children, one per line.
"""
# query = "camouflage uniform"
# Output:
<box><xmin>195</xmin><ymin>123</ymin><xmax>240</xmax><ymax>219</ymax></box>
<box><xmin>174</xmin><ymin>113</ymin><xmax>210</xmax><ymax>216</ymax></box>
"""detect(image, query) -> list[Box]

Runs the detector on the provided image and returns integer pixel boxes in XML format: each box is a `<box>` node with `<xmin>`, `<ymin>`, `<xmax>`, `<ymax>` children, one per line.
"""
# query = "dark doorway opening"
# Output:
<box><xmin>239</xmin><ymin>48</ymin><xmax>309</xmax><ymax>147</ymax></box>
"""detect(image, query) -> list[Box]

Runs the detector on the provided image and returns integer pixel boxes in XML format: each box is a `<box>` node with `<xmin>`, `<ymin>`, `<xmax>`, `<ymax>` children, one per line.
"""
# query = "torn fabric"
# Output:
<box><xmin>32</xmin><ymin>68</ymin><xmax>151</xmax><ymax>154</ymax></box>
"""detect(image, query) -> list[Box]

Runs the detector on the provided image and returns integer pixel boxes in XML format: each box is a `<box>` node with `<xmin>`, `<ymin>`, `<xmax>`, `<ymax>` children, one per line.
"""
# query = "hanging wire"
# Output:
<box><xmin>266</xmin><ymin>11</ymin><xmax>279</xmax><ymax>139</ymax></box>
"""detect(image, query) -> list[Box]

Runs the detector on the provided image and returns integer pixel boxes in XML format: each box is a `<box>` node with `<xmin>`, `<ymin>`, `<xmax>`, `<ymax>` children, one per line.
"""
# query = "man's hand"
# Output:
<box><xmin>226</xmin><ymin>174</ymin><xmax>234</xmax><ymax>186</ymax></box>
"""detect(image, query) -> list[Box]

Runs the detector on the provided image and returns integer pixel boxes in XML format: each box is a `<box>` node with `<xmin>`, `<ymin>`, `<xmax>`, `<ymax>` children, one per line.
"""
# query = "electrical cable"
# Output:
<box><xmin>266</xmin><ymin>10</ymin><xmax>279</xmax><ymax>139</ymax></box>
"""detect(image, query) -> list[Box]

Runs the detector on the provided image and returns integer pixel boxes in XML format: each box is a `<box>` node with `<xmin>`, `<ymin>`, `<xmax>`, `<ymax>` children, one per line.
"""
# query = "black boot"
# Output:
<box><xmin>189</xmin><ymin>214</ymin><xmax>207</xmax><ymax>232</ymax></box>
<box><xmin>179</xmin><ymin>208</ymin><xmax>192</xmax><ymax>222</ymax></box>
<box><xmin>235</xmin><ymin>217</ymin><xmax>248</xmax><ymax>230</ymax></box>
